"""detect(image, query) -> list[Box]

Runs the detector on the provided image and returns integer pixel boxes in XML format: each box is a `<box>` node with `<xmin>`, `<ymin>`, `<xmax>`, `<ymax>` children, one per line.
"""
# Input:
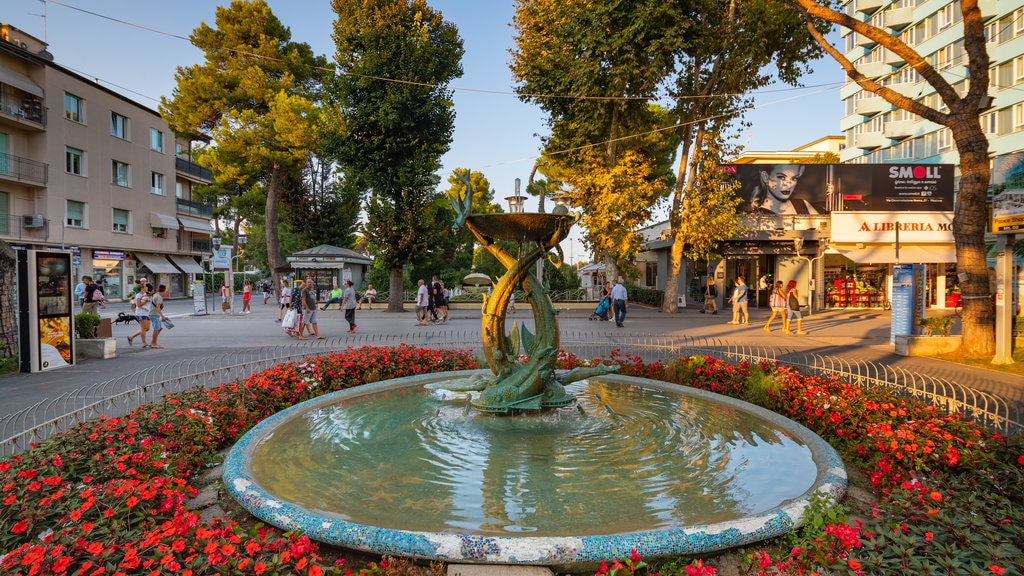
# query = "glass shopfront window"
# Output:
<box><xmin>823</xmin><ymin>255</ymin><xmax>888</xmax><ymax>308</ymax></box>
<box><xmin>93</xmin><ymin>260</ymin><xmax>124</xmax><ymax>301</ymax></box>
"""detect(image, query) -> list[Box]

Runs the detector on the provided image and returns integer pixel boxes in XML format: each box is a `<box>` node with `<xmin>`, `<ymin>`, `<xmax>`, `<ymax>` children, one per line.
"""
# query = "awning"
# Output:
<box><xmin>832</xmin><ymin>243</ymin><xmax>956</xmax><ymax>264</ymax></box>
<box><xmin>178</xmin><ymin>215</ymin><xmax>214</xmax><ymax>234</ymax></box>
<box><xmin>150</xmin><ymin>212</ymin><xmax>178</xmax><ymax>229</ymax></box>
<box><xmin>168</xmin><ymin>255</ymin><xmax>205</xmax><ymax>274</ymax></box>
<box><xmin>0</xmin><ymin>67</ymin><xmax>43</xmax><ymax>98</ymax></box>
<box><xmin>134</xmin><ymin>252</ymin><xmax>180</xmax><ymax>274</ymax></box>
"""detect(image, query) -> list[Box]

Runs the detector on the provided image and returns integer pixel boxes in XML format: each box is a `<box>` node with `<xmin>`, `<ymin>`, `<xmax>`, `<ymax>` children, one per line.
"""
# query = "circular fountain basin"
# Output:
<box><xmin>223</xmin><ymin>370</ymin><xmax>846</xmax><ymax>567</ymax></box>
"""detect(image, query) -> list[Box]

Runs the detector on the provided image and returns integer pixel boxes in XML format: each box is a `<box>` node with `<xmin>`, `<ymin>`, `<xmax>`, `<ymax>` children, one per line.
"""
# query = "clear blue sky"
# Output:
<box><xmin>4</xmin><ymin>0</ymin><xmax>846</xmax><ymax>261</ymax></box>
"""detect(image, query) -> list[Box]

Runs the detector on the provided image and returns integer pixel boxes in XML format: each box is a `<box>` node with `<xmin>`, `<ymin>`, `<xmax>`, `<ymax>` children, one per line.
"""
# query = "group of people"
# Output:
<box><xmin>719</xmin><ymin>275</ymin><xmax>806</xmax><ymax>334</ymax></box>
<box><xmin>125</xmin><ymin>277</ymin><xmax>172</xmax><ymax>349</ymax></box>
<box><xmin>278</xmin><ymin>277</ymin><xmax>365</xmax><ymax>339</ymax></box>
<box><xmin>595</xmin><ymin>278</ymin><xmax>629</xmax><ymax>327</ymax></box>
<box><xmin>415</xmin><ymin>276</ymin><xmax>449</xmax><ymax>325</ymax></box>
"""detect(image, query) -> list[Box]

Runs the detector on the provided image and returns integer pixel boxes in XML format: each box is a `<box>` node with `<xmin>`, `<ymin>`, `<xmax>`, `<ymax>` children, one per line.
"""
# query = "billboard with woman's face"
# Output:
<box><xmin>721</xmin><ymin>164</ymin><xmax>954</xmax><ymax>215</ymax></box>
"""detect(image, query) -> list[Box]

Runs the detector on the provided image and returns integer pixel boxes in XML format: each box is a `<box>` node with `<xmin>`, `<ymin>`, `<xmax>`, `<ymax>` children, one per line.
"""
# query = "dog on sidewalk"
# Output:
<box><xmin>112</xmin><ymin>311</ymin><xmax>138</xmax><ymax>326</ymax></box>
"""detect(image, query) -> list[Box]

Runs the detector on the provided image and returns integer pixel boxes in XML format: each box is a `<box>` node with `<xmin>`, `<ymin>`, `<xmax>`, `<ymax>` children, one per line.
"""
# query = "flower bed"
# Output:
<box><xmin>1</xmin><ymin>346</ymin><xmax>1021</xmax><ymax>575</ymax></box>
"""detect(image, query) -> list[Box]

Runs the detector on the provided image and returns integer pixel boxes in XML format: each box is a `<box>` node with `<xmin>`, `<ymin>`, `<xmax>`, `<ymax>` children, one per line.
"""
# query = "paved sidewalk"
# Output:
<box><xmin>2</xmin><ymin>297</ymin><xmax>1022</xmax><ymax>421</ymax></box>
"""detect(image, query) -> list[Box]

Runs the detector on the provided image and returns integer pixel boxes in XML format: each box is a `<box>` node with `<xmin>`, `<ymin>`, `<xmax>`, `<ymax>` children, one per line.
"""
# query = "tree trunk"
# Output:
<box><xmin>0</xmin><ymin>240</ymin><xmax>18</xmax><ymax>363</ymax></box>
<box><xmin>388</xmin><ymin>267</ymin><xmax>405</xmax><ymax>312</ymax></box>
<box><xmin>951</xmin><ymin>116</ymin><xmax>994</xmax><ymax>356</ymax></box>
<box><xmin>265</xmin><ymin>165</ymin><xmax>285</xmax><ymax>298</ymax></box>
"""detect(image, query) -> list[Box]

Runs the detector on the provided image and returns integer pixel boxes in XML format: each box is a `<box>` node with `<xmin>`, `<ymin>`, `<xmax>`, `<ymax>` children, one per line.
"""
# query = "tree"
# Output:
<box><xmin>660</xmin><ymin>0</ymin><xmax>822</xmax><ymax>312</ymax></box>
<box><xmin>511</xmin><ymin>0</ymin><xmax>686</xmax><ymax>282</ymax></box>
<box><xmin>327</xmin><ymin>0</ymin><xmax>464</xmax><ymax>312</ymax></box>
<box><xmin>160</xmin><ymin>0</ymin><xmax>328</xmax><ymax>296</ymax></box>
<box><xmin>778</xmin><ymin>0</ymin><xmax>994</xmax><ymax>355</ymax></box>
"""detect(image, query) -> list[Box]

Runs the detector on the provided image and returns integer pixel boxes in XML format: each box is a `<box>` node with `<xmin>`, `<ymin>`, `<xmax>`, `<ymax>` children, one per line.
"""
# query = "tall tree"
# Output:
<box><xmin>160</xmin><ymin>0</ymin><xmax>328</xmax><ymax>294</ymax></box>
<box><xmin>327</xmin><ymin>0</ymin><xmax>464</xmax><ymax>311</ymax></box>
<box><xmin>778</xmin><ymin>0</ymin><xmax>994</xmax><ymax>355</ymax></box>
<box><xmin>660</xmin><ymin>0</ymin><xmax>822</xmax><ymax>312</ymax></box>
<box><xmin>511</xmin><ymin>0</ymin><xmax>685</xmax><ymax>281</ymax></box>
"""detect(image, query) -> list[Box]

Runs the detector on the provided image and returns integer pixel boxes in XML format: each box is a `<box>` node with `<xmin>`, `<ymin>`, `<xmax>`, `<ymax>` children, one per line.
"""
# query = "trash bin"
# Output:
<box><xmin>96</xmin><ymin>318</ymin><xmax>112</xmax><ymax>338</ymax></box>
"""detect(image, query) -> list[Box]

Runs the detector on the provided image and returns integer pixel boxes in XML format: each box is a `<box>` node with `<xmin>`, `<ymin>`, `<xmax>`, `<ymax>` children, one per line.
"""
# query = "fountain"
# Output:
<box><xmin>223</xmin><ymin>175</ymin><xmax>847</xmax><ymax>567</ymax></box>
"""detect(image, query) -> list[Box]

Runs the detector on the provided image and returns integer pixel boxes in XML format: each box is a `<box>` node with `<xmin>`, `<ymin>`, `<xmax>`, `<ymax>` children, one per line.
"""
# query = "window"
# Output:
<box><xmin>981</xmin><ymin>112</ymin><xmax>998</xmax><ymax>135</ymax></box>
<box><xmin>112</xmin><ymin>209</ymin><xmax>129</xmax><ymax>233</ymax></box>
<box><xmin>937</xmin><ymin>4</ymin><xmax>954</xmax><ymax>30</ymax></box>
<box><xmin>150</xmin><ymin>128</ymin><xmax>164</xmax><ymax>153</ymax></box>
<box><xmin>1015</xmin><ymin>56</ymin><xmax>1024</xmax><ymax>83</ymax></box>
<box><xmin>1014</xmin><ymin>103</ymin><xmax>1024</xmax><ymax>129</ymax></box>
<box><xmin>937</xmin><ymin>128</ymin><xmax>952</xmax><ymax>151</ymax></box>
<box><xmin>64</xmin><ymin>93</ymin><xmax>83</xmax><ymax>123</ymax></box>
<box><xmin>66</xmin><ymin>200</ymin><xmax>84</xmax><ymax>228</ymax></box>
<box><xmin>1015</xmin><ymin>8</ymin><xmax>1024</xmax><ymax>36</ymax></box>
<box><xmin>112</xmin><ymin>160</ymin><xmax>130</xmax><ymax>187</ymax></box>
<box><xmin>111</xmin><ymin>112</ymin><xmax>128</xmax><ymax>139</ymax></box>
<box><xmin>176</xmin><ymin>182</ymin><xmax>184</xmax><ymax>198</ymax></box>
<box><xmin>936</xmin><ymin>45</ymin><xmax>953</xmax><ymax>71</ymax></box>
<box><xmin>985</xmin><ymin>21</ymin><xmax>1000</xmax><ymax>44</ymax></box>
<box><xmin>65</xmin><ymin>146</ymin><xmax>84</xmax><ymax>176</ymax></box>
<box><xmin>0</xmin><ymin>191</ymin><xmax>8</xmax><ymax>235</ymax></box>
<box><xmin>151</xmin><ymin>172</ymin><xmax>164</xmax><ymax>195</ymax></box>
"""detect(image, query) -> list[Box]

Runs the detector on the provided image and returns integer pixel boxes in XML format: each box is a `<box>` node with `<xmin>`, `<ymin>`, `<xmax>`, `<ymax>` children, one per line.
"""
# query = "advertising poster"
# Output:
<box><xmin>890</xmin><ymin>264</ymin><xmax>918</xmax><ymax>344</ymax></box>
<box><xmin>991</xmin><ymin>152</ymin><xmax>1024</xmax><ymax>233</ymax></box>
<box><xmin>193</xmin><ymin>280</ymin><xmax>207</xmax><ymax>315</ymax></box>
<box><xmin>35</xmin><ymin>251</ymin><xmax>74</xmax><ymax>370</ymax></box>
<box><xmin>721</xmin><ymin>164</ymin><xmax>954</xmax><ymax>215</ymax></box>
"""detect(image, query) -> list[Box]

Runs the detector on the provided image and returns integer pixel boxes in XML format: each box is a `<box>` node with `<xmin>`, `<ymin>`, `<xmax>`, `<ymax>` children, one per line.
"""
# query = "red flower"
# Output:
<box><xmin>989</xmin><ymin>566</ymin><xmax>1006</xmax><ymax>574</ymax></box>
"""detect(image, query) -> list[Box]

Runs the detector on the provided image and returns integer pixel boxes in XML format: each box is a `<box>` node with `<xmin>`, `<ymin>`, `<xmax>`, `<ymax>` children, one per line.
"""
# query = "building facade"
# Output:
<box><xmin>0</xmin><ymin>23</ymin><xmax>214</xmax><ymax>301</ymax></box>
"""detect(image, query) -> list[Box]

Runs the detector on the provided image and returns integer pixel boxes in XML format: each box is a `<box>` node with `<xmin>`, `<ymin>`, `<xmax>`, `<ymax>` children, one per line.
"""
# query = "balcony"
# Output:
<box><xmin>883</xmin><ymin>119</ymin><xmax>916</xmax><ymax>139</ymax></box>
<box><xmin>854</xmin><ymin>131</ymin><xmax>888</xmax><ymax>149</ymax></box>
<box><xmin>175</xmin><ymin>157</ymin><xmax>213</xmax><ymax>183</ymax></box>
<box><xmin>0</xmin><ymin>213</ymin><xmax>50</xmax><ymax>241</ymax></box>
<box><xmin>176</xmin><ymin>197</ymin><xmax>214</xmax><ymax>219</ymax></box>
<box><xmin>882</xmin><ymin>48</ymin><xmax>906</xmax><ymax>66</ymax></box>
<box><xmin>191</xmin><ymin>238</ymin><xmax>212</xmax><ymax>253</ymax></box>
<box><xmin>884</xmin><ymin>6</ymin><xmax>914</xmax><ymax>30</ymax></box>
<box><xmin>855</xmin><ymin>0</ymin><xmax>884</xmax><ymax>14</ymax></box>
<box><xmin>855</xmin><ymin>33</ymin><xmax>877</xmax><ymax>49</ymax></box>
<box><xmin>0</xmin><ymin>152</ymin><xmax>47</xmax><ymax>186</ymax></box>
<box><xmin>854</xmin><ymin>95</ymin><xmax>891</xmax><ymax>116</ymax></box>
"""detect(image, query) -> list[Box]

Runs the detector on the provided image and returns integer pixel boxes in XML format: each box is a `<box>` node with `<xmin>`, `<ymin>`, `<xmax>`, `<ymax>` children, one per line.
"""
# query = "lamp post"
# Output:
<box><xmin>505</xmin><ymin>178</ymin><xmax>525</xmax><ymax>213</ymax></box>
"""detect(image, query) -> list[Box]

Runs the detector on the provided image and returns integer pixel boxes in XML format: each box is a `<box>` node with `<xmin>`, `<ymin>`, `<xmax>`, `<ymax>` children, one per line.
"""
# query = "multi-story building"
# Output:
<box><xmin>0</xmin><ymin>23</ymin><xmax>214</xmax><ymax>300</ymax></box>
<box><xmin>838</xmin><ymin>0</ymin><xmax>1021</xmax><ymax>167</ymax></box>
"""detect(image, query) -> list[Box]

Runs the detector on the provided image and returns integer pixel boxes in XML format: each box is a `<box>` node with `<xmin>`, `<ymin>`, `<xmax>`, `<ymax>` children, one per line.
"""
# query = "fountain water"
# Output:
<box><xmin>223</xmin><ymin>175</ymin><xmax>846</xmax><ymax>567</ymax></box>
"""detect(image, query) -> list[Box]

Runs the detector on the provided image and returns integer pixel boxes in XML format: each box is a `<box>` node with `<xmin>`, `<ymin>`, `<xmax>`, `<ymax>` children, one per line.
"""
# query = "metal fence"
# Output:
<box><xmin>2</xmin><ymin>332</ymin><xmax>1021</xmax><ymax>457</ymax></box>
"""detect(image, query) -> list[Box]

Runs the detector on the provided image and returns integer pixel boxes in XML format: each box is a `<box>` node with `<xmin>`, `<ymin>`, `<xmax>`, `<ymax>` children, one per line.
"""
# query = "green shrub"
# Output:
<box><xmin>919</xmin><ymin>315</ymin><xmax>953</xmax><ymax>336</ymax></box>
<box><xmin>73</xmin><ymin>312</ymin><xmax>101</xmax><ymax>339</ymax></box>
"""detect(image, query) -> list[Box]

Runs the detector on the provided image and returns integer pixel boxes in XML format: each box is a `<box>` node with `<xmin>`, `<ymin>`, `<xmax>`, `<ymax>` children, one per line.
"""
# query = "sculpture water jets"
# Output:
<box><xmin>448</xmin><ymin>173</ymin><xmax>605</xmax><ymax>412</ymax></box>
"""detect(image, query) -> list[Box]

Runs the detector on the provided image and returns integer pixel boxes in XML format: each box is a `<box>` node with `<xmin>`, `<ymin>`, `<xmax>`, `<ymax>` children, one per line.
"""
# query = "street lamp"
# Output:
<box><xmin>505</xmin><ymin>177</ymin><xmax>525</xmax><ymax>213</ymax></box>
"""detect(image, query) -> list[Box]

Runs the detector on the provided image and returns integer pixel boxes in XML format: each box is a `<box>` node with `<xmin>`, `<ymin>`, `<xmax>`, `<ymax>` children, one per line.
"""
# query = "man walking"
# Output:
<box><xmin>341</xmin><ymin>279</ymin><xmax>358</xmax><ymax>333</ymax></box>
<box><xmin>81</xmin><ymin>276</ymin><xmax>108</xmax><ymax>316</ymax></box>
<box><xmin>611</xmin><ymin>277</ymin><xmax>628</xmax><ymax>328</ymax></box>
<box><xmin>300</xmin><ymin>278</ymin><xmax>324</xmax><ymax>339</ymax></box>
<box><xmin>415</xmin><ymin>279</ymin><xmax>430</xmax><ymax>326</ymax></box>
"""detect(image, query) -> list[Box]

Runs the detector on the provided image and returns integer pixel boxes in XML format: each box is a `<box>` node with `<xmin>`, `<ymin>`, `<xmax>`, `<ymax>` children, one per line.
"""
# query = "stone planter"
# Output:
<box><xmin>894</xmin><ymin>334</ymin><xmax>961</xmax><ymax>357</ymax></box>
<box><xmin>75</xmin><ymin>338</ymin><xmax>117</xmax><ymax>359</ymax></box>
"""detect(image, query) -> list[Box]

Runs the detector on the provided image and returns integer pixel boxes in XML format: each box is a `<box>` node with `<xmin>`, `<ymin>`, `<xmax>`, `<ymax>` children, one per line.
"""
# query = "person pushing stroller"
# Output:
<box><xmin>590</xmin><ymin>281</ymin><xmax>612</xmax><ymax>321</ymax></box>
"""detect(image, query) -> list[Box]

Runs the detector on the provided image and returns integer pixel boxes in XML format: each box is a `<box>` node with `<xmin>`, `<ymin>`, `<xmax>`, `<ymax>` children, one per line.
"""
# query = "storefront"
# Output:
<box><xmin>90</xmin><ymin>249</ymin><xmax>126</xmax><ymax>301</ymax></box>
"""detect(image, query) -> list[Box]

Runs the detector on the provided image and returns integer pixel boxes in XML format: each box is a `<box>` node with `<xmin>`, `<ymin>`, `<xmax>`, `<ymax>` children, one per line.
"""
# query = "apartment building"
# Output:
<box><xmin>0</xmin><ymin>23</ymin><xmax>214</xmax><ymax>301</ymax></box>
<box><xmin>839</xmin><ymin>0</ymin><xmax>1023</xmax><ymax>166</ymax></box>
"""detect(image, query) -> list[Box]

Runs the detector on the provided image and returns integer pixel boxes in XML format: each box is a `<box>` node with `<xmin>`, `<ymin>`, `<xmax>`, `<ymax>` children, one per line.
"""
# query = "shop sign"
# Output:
<box><xmin>721</xmin><ymin>163</ymin><xmax>954</xmax><ymax>215</ymax></box>
<box><xmin>830</xmin><ymin>212</ymin><xmax>954</xmax><ymax>243</ymax></box>
<box><xmin>92</xmin><ymin>250</ymin><xmax>125</xmax><ymax>260</ymax></box>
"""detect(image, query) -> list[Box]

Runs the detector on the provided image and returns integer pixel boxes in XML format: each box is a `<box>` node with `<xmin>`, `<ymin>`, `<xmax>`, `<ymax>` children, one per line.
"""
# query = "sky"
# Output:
<box><xmin>3</xmin><ymin>0</ymin><xmax>847</xmax><ymax>263</ymax></box>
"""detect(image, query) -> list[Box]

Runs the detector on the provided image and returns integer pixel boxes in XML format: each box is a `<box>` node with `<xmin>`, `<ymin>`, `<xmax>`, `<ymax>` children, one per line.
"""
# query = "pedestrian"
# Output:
<box><xmin>277</xmin><ymin>279</ymin><xmax>292</xmax><ymax>323</ymax></box>
<box><xmin>81</xmin><ymin>276</ymin><xmax>108</xmax><ymax>316</ymax></box>
<box><xmin>127</xmin><ymin>284</ymin><xmax>152</xmax><ymax>348</ymax></box>
<box><xmin>610</xmin><ymin>277</ymin><xmax>628</xmax><ymax>328</ymax></box>
<box><xmin>358</xmin><ymin>284</ymin><xmax>377</xmax><ymax>310</ymax></box>
<box><xmin>149</xmin><ymin>284</ymin><xmax>170</xmax><ymax>349</ymax></box>
<box><xmin>322</xmin><ymin>285</ymin><xmax>343</xmax><ymax>310</ymax></box>
<box><xmin>287</xmin><ymin>282</ymin><xmax>304</xmax><ymax>339</ymax></box>
<box><xmin>702</xmin><ymin>278</ymin><xmax>718</xmax><ymax>314</ymax></box>
<box><xmin>433</xmin><ymin>277</ymin><xmax>448</xmax><ymax>323</ymax></box>
<box><xmin>74</xmin><ymin>278</ymin><xmax>86</xmax><ymax>309</ymax></box>
<box><xmin>262</xmin><ymin>280</ymin><xmax>273</xmax><ymax>304</ymax></box>
<box><xmin>784</xmin><ymin>280</ymin><xmax>807</xmax><ymax>335</ymax></box>
<box><xmin>242</xmin><ymin>279</ymin><xmax>253</xmax><ymax>313</ymax></box>
<box><xmin>300</xmin><ymin>278</ymin><xmax>324</xmax><ymax>339</ymax></box>
<box><xmin>763</xmin><ymin>280</ymin><xmax>786</xmax><ymax>332</ymax></box>
<box><xmin>219</xmin><ymin>282</ymin><xmax>231</xmax><ymax>314</ymax></box>
<box><xmin>429</xmin><ymin>276</ymin><xmax>444</xmax><ymax>323</ymax></box>
<box><xmin>726</xmin><ymin>276</ymin><xmax>749</xmax><ymax>325</ymax></box>
<box><xmin>415</xmin><ymin>279</ymin><xmax>430</xmax><ymax>326</ymax></box>
<box><xmin>341</xmin><ymin>279</ymin><xmax>358</xmax><ymax>333</ymax></box>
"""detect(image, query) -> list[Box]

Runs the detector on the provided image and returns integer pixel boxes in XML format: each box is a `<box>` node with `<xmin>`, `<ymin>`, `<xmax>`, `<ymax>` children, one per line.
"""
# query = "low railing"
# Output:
<box><xmin>0</xmin><ymin>151</ymin><xmax>48</xmax><ymax>185</ymax></box>
<box><xmin>2</xmin><ymin>333</ymin><xmax>1020</xmax><ymax>457</ymax></box>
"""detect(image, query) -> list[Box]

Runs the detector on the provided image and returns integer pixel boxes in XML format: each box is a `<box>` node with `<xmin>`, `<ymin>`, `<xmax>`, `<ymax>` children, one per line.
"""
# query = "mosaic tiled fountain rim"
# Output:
<box><xmin>223</xmin><ymin>370</ymin><xmax>848</xmax><ymax>567</ymax></box>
